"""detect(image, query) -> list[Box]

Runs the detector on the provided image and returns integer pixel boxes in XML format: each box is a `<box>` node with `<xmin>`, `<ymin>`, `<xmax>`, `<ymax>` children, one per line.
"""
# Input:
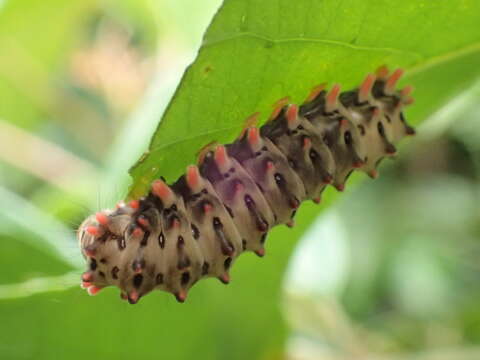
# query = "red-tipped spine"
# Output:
<box><xmin>326</xmin><ymin>84</ymin><xmax>341</xmax><ymax>111</ymax></box>
<box><xmin>385</xmin><ymin>68</ymin><xmax>404</xmax><ymax>94</ymax></box>
<box><xmin>286</xmin><ymin>104</ymin><xmax>299</xmax><ymax>128</ymax></box>
<box><xmin>152</xmin><ymin>179</ymin><xmax>173</xmax><ymax>203</ymax></box>
<box><xmin>358</xmin><ymin>73</ymin><xmax>376</xmax><ymax>102</ymax></box>
<box><xmin>95</xmin><ymin>212</ymin><xmax>109</xmax><ymax>226</ymax></box>
<box><xmin>186</xmin><ymin>165</ymin><xmax>201</xmax><ymax>191</ymax></box>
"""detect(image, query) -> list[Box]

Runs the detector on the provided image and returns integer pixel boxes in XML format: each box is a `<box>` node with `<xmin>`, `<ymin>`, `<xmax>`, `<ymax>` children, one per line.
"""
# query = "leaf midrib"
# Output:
<box><xmin>203</xmin><ymin>31</ymin><xmax>423</xmax><ymax>59</ymax></box>
<box><xmin>203</xmin><ymin>31</ymin><xmax>480</xmax><ymax>79</ymax></box>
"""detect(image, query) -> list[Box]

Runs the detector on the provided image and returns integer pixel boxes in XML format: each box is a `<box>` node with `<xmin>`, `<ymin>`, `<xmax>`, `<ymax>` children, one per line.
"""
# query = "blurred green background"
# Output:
<box><xmin>1</xmin><ymin>0</ymin><xmax>480</xmax><ymax>359</ymax></box>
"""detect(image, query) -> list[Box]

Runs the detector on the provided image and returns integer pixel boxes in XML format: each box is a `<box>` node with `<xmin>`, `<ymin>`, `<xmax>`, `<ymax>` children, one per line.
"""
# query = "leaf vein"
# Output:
<box><xmin>203</xmin><ymin>31</ymin><xmax>422</xmax><ymax>59</ymax></box>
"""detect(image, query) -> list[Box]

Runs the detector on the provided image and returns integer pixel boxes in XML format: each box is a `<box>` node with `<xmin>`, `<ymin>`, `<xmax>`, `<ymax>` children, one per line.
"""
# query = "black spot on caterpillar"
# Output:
<box><xmin>78</xmin><ymin>66</ymin><xmax>415</xmax><ymax>304</ymax></box>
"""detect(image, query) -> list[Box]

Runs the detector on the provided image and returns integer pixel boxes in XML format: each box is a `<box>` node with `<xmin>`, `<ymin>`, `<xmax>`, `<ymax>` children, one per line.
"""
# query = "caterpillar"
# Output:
<box><xmin>78</xmin><ymin>66</ymin><xmax>415</xmax><ymax>304</ymax></box>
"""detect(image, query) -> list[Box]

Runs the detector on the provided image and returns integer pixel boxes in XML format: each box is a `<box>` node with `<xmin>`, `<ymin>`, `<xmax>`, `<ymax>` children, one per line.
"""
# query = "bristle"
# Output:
<box><xmin>303</xmin><ymin>137</ymin><xmax>312</xmax><ymax>149</ymax></box>
<box><xmin>186</xmin><ymin>165</ymin><xmax>201</xmax><ymax>191</ymax></box>
<box><xmin>203</xmin><ymin>203</ymin><xmax>213</xmax><ymax>213</ymax></box>
<box><xmin>132</xmin><ymin>227</ymin><xmax>144</xmax><ymax>237</ymax></box>
<box><xmin>152</xmin><ymin>179</ymin><xmax>174</xmax><ymax>204</ymax></box>
<box><xmin>304</xmin><ymin>83</ymin><xmax>326</xmax><ymax>103</ymax></box>
<box><xmin>289</xmin><ymin>198</ymin><xmax>300</xmax><ymax>209</ymax></box>
<box><xmin>385</xmin><ymin>68</ymin><xmax>404</xmax><ymax>94</ymax></box>
<box><xmin>401</xmin><ymin>85</ymin><xmax>414</xmax><ymax>97</ymax></box>
<box><xmin>214</xmin><ymin>145</ymin><xmax>230</xmax><ymax>171</ymax></box>
<box><xmin>133</xmin><ymin>261</ymin><xmax>143</xmax><ymax>273</ymax></box>
<box><xmin>83</xmin><ymin>245</ymin><xmax>96</xmax><ymax>258</ymax></box>
<box><xmin>129</xmin><ymin>200</ymin><xmax>140</xmax><ymax>209</ymax></box>
<box><xmin>137</xmin><ymin>216</ymin><xmax>149</xmax><ymax>228</ymax></box>
<box><xmin>406</xmin><ymin>125</ymin><xmax>416</xmax><ymax>135</ymax></box>
<box><xmin>87</xmin><ymin>286</ymin><xmax>102</xmax><ymax>296</ymax></box>
<box><xmin>368</xmin><ymin>169</ymin><xmax>379</xmax><ymax>179</ymax></box>
<box><xmin>128</xmin><ymin>290</ymin><xmax>139</xmax><ymax>304</ymax></box>
<box><xmin>257</xmin><ymin>221</ymin><xmax>268</xmax><ymax>232</ymax></box>
<box><xmin>86</xmin><ymin>226</ymin><xmax>101</xmax><ymax>237</ymax></box>
<box><xmin>326</xmin><ymin>84</ymin><xmax>341</xmax><ymax>112</ymax></box>
<box><xmin>255</xmin><ymin>249</ymin><xmax>265</xmax><ymax>257</ymax></box>
<box><xmin>80</xmin><ymin>281</ymin><xmax>92</xmax><ymax>289</ymax></box>
<box><xmin>268</xmin><ymin>96</ymin><xmax>290</xmax><ymax>121</ymax></box>
<box><xmin>218</xmin><ymin>273</ymin><xmax>230</xmax><ymax>284</ymax></box>
<box><xmin>358</xmin><ymin>73</ymin><xmax>376</xmax><ymax>103</ymax></box>
<box><xmin>247</xmin><ymin>127</ymin><xmax>261</xmax><ymax>148</ymax></box>
<box><xmin>286</xmin><ymin>104</ymin><xmax>299</xmax><ymax>129</ymax></box>
<box><xmin>385</xmin><ymin>143</ymin><xmax>397</xmax><ymax>155</ymax></box>
<box><xmin>239</xmin><ymin>112</ymin><xmax>260</xmax><ymax>138</ymax></box>
<box><xmin>352</xmin><ymin>160</ymin><xmax>365</xmax><ymax>168</ymax></box>
<box><xmin>243</xmin><ymin>112</ymin><xmax>260</xmax><ymax>128</ymax></box>
<box><xmin>265</xmin><ymin>160</ymin><xmax>274</xmax><ymax>171</ymax></box>
<box><xmin>197</xmin><ymin>140</ymin><xmax>219</xmax><ymax>164</ymax></box>
<box><xmin>171</xmin><ymin>218</ymin><xmax>180</xmax><ymax>229</ymax></box>
<box><xmin>81</xmin><ymin>272</ymin><xmax>94</xmax><ymax>282</ymax></box>
<box><xmin>234</xmin><ymin>182</ymin><xmax>244</xmax><ymax>193</ymax></box>
<box><xmin>376</xmin><ymin>65</ymin><xmax>390</xmax><ymax>79</ymax></box>
<box><xmin>322</xmin><ymin>174</ymin><xmax>333</xmax><ymax>184</ymax></box>
<box><xmin>95</xmin><ymin>212</ymin><xmax>109</xmax><ymax>226</ymax></box>
<box><xmin>175</xmin><ymin>290</ymin><xmax>187</xmax><ymax>303</ymax></box>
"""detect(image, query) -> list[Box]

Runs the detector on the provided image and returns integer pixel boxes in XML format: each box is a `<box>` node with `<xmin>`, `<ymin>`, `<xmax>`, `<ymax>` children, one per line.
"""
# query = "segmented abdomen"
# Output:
<box><xmin>78</xmin><ymin>67</ymin><xmax>415</xmax><ymax>304</ymax></box>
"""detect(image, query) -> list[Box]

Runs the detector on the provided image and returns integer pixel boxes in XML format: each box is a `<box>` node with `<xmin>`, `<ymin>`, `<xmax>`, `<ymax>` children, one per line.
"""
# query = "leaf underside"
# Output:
<box><xmin>129</xmin><ymin>0</ymin><xmax>480</xmax><ymax>199</ymax></box>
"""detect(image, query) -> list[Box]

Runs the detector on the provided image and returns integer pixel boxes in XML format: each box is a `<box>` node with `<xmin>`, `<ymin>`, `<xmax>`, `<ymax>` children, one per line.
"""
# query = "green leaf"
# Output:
<box><xmin>0</xmin><ymin>235</ymin><xmax>74</xmax><ymax>285</ymax></box>
<box><xmin>129</xmin><ymin>0</ymin><xmax>480</xmax><ymax>197</ymax></box>
<box><xmin>0</xmin><ymin>186</ymin><xmax>82</xmax><ymax>269</ymax></box>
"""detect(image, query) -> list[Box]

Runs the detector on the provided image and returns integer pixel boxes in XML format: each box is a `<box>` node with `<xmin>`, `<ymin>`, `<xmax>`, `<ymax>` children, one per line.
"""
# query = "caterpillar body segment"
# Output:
<box><xmin>78</xmin><ymin>67</ymin><xmax>415</xmax><ymax>304</ymax></box>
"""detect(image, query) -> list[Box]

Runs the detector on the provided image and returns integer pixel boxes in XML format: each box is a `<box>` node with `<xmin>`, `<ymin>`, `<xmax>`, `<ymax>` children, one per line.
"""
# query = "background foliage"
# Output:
<box><xmin>0</xmin><ymin>1</ymin><xmax>479</xmax><ymax>359</ymax></box>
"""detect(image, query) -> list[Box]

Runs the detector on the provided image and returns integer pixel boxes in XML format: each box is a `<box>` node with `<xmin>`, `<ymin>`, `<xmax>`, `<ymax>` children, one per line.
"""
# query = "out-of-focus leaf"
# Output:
<box><xmin>0</xmin><ymin>186</ymin><xmax>82</xmax><ymax>268</ymax></box>
<box><xmin>0</xmin><ymin>0</ymin><xmax>97</xmax><ymax>129</ymax></box>
<box><xmin>0</xmin><ymin>235</ymin><xmax>73</xmax><ymax>285</ymax></box>
<box><xmin>285</xmin><ymin>169</ymin><xmax>480</xmax><ymax>357</ymax></box>
<box><xmin>98</xmin><ymin>1</ymin><xmax>223</xmax><ymax>207</ymax></box>
<box><xmin>0</xmin><ymin>271</ymin><xmax>78</xmax><ymax>299</ymax></box>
